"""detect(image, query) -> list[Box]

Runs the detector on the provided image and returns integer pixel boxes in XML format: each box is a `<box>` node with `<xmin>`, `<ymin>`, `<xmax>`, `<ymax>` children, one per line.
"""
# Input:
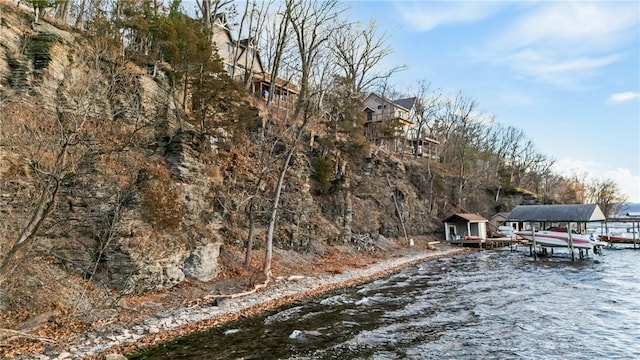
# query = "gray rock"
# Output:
<box><xmin>183</xmin><ymin>242</ymin><xmax>222</xmax><ymax>281</ymax></box>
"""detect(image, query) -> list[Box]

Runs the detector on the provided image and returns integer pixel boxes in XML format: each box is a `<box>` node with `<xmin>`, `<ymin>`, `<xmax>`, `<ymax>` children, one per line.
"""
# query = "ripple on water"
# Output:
<box><xmin>319</xmin><ymin>293</ymin><xmax>350</xmax><ymax>306</ymax></box>
<box><xmin>263</xmin><ymin>305</ymin><xmax>305</xmax><ymax>324</ymax></box>
<box><xmin>132</xmin><ymin>249</ymin><xmax>640</xmax><ymax>360</ymax></box>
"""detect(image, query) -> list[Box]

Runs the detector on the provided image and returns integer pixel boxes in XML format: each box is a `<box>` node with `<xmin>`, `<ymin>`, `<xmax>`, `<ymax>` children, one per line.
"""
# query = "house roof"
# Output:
<box><xmin>252</xmin><ymin>72</ymin><xmax>298</xmax><ymax>94</ymax></box>
<box><xmin>364</xmin><ymin>93</ymin><xmax>412</xmax><ymax>112</ymax></box>
<box><xmin>236</xmin><ymin>39</ymin><xmax>265</xmax><ymax>74</ymax></box>
<box><xmin>393</xmin><ymin>97</ymin><xmax>417</xmax><ymax>111</ymax></box>
<box><xmin>490</xmin><ymin>212</ymin><xmax>511</xmax><ymax>220</ymax></box>
<box><xmin>443</xmin><ymin>213</ymin><xmax>488</xmax><ymax>223</ymax></box>
<box><xmin>505</xmin><ymin>204</ymin><xmax>606</xmax><ymax>222</ymax></box>
<box><xmin>212</xmin><ymin>13</ymin><xmax>265</xmax><ymax>74</ymax></box>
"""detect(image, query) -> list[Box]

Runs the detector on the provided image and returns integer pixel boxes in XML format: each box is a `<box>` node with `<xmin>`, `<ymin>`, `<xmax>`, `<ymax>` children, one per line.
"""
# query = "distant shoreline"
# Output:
<box><xmin>56</xmin><ymin>247</ymin><xmax>471</xmax><ymax>359</ymax></box>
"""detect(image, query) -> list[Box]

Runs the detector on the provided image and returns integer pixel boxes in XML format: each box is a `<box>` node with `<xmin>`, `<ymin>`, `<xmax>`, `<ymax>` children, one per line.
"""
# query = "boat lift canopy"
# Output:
<box><xmin>507</xmin><ymin>204</ymin><xmax>607</xmax><ymax>261</ymax></box>
<box><xmin>505</xmin><ymin>204</ymin><xmax>606</xmax><ymax>223</ymax></box>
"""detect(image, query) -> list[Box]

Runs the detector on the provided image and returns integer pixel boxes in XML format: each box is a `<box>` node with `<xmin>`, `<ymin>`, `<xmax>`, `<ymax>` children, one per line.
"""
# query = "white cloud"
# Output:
<box><xmin>480</xmin><ymin>2</ymin><xmax>639</xmax><ymax>87</ymax></box>
<box><xmin>608</xmin><ymin>91</ymin><xmax>640</xmax><ymax>103</ymax></box>
<box><xmin>605</xmin><ymin>168</ymin><xmax>640</xmax><ymax>203</ymax></box>
<box><xmin>505</xmin><ymin>2</ymin><xmax>638</xmax><ymax>49</ymax></box>
<box><xmin>505</xmin><ymin>49</ymin><xmax>621</xmax><ymax>87</ymax></box>
<box><xmin>397</xmin><ymin>2</ymin><xmax>503</xmax><ymax>31</ymax></box>
<box><xmin>553</xmin><ymin>158</ymin><xmax>601</xmax><ymax>179</ymax></box>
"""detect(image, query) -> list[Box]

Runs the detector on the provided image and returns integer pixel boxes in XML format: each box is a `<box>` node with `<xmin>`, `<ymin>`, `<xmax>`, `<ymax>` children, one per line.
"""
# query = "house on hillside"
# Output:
<box><xmin>210</xmin><ymin>14</ymin><xmax>298</xmax><ymax>111</ymax></box>
<box><xmin>363</xmin><ymin>93</ymin><xmax>439</xmax><ymax>157</ymax></box>
<box><xmin>363</xmin><ymin>93</ymin><xmax>414</xmax><ymax>153</ymax></box>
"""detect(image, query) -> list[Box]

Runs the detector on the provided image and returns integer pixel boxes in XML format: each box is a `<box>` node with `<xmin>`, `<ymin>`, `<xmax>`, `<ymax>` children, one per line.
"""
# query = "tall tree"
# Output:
<box><xmin>157</xmin><ymin>1</ymin><xmax>213</xmax><ymax>128</ymax></box>
<box><xmin>197</xmin><ymin>0</ymin><xmax>234</xmax><ymax>36</ymax></box>
<box><xmin>410</xmin><ymin>80</ymin><xmax>441</xmax><ymax>158</ymax></box>
<box><xmin>262</xmin><ymin>114</ymin><xmax>311</xmax><ymax>278</ymax></box>
<box><xmin>288</xmin><ymin>0</ymin><xmax>344</xmax><ymax>119</ymax></box>
<box><xmin>330</xmin><ymin>19</ymin><xmax>393</xmax><ymax>93</ymax></box>
<box><xmin>586</xmin><ymin>178</ymin><xmax>627</xmax><ymax>218</ymax></box>
<box><xmin>262</xmin><ymin>0</ymin><xmax>344</xmax><ymax>278</ymax></box>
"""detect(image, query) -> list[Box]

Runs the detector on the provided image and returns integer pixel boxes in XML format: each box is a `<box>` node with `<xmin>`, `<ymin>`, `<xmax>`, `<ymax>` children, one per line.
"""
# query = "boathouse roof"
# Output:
<box><xmin>505</xmin><ymin>204</ymin><xmax>606</xmax><ymax>222</ymax></box>
<box><xmin>443</xmin><ymin>213</ymin><xmax>488</xmax><ymax>223</ymax></box>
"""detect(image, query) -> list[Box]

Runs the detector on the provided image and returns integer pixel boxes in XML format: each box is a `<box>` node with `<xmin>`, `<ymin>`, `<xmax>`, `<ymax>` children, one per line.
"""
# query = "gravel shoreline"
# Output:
<box><xmin>16</xmin><ymin>247</ymin><xmax>470</xmax><ymax>359</ymax></box>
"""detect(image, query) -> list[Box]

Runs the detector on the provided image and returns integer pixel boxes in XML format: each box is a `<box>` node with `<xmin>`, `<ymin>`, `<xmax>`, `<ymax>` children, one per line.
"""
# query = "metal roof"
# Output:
<box><xmin>443</xmin><ymin>213</ymin><xmax>488</xmax><ymax>223</ymax></box>
<box><xmin>505</xmin><ymin>204</ymin><xmax>606</xmax><ymax>222</ymax></box>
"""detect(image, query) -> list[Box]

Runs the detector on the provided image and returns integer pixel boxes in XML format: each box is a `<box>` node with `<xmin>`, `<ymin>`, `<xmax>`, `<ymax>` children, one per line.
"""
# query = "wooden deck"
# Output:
<box><xmin>448</xmin><ymin>237</ymin><xmax>526</xmax><ymax>249</ymax></box>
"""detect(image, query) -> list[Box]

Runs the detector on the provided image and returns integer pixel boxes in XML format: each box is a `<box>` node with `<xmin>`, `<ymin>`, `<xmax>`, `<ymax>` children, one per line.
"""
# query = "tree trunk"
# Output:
<box><xmin>56</xmin><ymin>0</ymin><xmax>71</xmax><ymax>23</ymax></box>
<box><xmin>263</xmin><ymin>117</ymin><xmax>309</xmax><ymax>278</ymax></box>
<box><xmin>263</xmin><ymin>146</ymin><xmax>295</xmax><ymax>278</ymax></box>
<box><xmin>341</xmin><ymin>162</ymin><xmax>352</xmax><ymax>243</ymax></box>
<box><xmin>0</xmin><ymin>178</ymin><xmax>59</xmax><ymax>284</ymax></box>
<box><xmin>266</xmin><ymin>1</ymin><xmax>291</xmax><ymax>108</ymax></box>
<box><xmin>75</xmin><ymin>0</ymin><xmax>87</xmax><ymax>27</ymax></box>
<box><xmin>244</xmin><ymin>198</ymin><xmax>256</xmax><ymax>267</ymax></box>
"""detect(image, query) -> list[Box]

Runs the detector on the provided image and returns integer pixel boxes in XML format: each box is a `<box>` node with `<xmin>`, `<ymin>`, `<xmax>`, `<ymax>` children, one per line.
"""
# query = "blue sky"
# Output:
<box><xmin>346</xmin><ymin>1</ymin><xmax>640</xmax><ymax>202</ymax></box>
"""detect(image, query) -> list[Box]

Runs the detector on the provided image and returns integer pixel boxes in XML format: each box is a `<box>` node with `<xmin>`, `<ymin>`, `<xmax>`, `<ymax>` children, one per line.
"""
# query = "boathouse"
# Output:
<box><xmin>443</xmin><ymin>213</ymin><xmax>488</xmax><ymax>243</ymax></box>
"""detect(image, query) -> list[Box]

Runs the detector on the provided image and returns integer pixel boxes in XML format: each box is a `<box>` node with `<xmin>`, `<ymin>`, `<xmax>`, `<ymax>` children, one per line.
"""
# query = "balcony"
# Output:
<box><xmin>365</xmin><ymin>112</ymin><xmax>412</xmax><ymax>125</ymax></box>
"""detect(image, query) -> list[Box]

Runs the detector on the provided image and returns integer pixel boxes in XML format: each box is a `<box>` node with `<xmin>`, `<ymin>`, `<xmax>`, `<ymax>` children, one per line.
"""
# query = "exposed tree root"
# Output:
<box><xmin>0</xmin><ymin>328</ymin><xmax>55</xmax><ymax>346</ymax></box>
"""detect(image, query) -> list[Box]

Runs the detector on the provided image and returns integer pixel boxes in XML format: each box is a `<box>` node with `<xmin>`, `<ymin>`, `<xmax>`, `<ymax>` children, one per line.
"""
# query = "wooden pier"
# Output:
<box><xmin>448</xmin><ymin>236</ymin><xmax>526</xmax><ymax>249</ymax></box>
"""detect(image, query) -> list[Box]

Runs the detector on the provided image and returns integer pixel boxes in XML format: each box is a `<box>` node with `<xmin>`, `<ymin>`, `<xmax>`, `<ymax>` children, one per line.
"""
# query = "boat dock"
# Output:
<box><xmin>597</xmin><ymin>211</ymin><xmax>640</xmax><ymax>249</ymax></box>
<box><xmin>506</xmin><ymin>204</ymin><xmax>607</xmax><ymax>261</ymax></box>
<box><xmin>443</xmin><ymin>205</ymin><xmax>640</xmax><ymax>259</ymax></box>
<box><xmin>448</xmin><ymin>236</ymin><xmax>526</xmax><ymax>249</ymax></box>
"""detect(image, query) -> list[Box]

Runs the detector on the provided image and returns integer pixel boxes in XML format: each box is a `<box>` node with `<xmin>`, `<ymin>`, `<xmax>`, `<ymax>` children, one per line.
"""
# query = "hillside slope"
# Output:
<box><xmin>0</xmin><ymin>3</ymin><xmax>522</xmax><ymax>355</ymax></box>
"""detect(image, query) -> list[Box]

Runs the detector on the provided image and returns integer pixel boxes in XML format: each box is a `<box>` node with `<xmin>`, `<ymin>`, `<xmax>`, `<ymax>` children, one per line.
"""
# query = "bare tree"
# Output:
<box><xmin>261</xmin><ymin>0</ymin><xmax>345</xmax><ymax>278</ymax></box>
<box><xmin>288</xmin><ymin>0</ymin><xmax>344</xmax><ymax>119</ymax></box>
<box><xmin>0</xmin><ymin>96</ymin><xmax>91</xmax><ymax>284</ymax></box>
<box><xmin>262</xmin><ymin>117</ymin><xmax>310</xmax><ymax>278</ymax></box>
<box><xmin>258</xmin><ymin>0</ymin><xmax>298</xmax><ymax>109</ymax></box>
<box><xmin>433</xmin><ymin>92</ymin><xmax>480</xmax><ymax>205</ymax></box>
<box><xmin>197</xmin><ymin>0</ymin><xmax>234</xmax><ymax>35</ymax></box>
<box><xmin>410</xmin><ymin>80</ymin><xmax>441</xmax><ymax>158</ymax></box>
<box><xmin>330</xmin><ymin>19</ymin><xmax>393</xmax><ymax>93</ymax></box>
<box><xmin>55</xmin><ymin>0</ymin><xmax>72</xmax><ymax>23</ymax></box>
<box><xmin>586</xmin><ymin>178</ymin><xmax>627</xmax><ymax>218</ymax></box>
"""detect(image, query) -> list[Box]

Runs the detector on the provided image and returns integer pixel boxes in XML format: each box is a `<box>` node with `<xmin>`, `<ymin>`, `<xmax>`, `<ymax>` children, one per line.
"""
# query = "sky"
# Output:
<box><xmin>345</xmin><ymin>1</ymin><xmax>640</xmax><ymax>202</ymax></box>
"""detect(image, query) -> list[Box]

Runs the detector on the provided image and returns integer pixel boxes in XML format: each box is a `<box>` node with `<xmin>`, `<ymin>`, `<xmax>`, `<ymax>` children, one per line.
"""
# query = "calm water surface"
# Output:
<box><xmin>131</xmin><ymin>246</ymin><xmax>640</xmax><ymax>359</ymax></box>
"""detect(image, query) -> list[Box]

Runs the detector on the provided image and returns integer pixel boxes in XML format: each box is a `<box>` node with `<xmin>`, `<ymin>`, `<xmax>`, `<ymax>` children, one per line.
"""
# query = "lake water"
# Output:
<box><xmin>130</xmin><ymin>245</ymin><xmax>640</xmax><ymax>359</ymax></box>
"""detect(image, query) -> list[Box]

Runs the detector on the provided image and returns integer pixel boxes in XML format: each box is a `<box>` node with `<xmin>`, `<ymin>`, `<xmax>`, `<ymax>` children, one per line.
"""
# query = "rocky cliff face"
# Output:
<box><xmin>0</xmin><ymin>6</ymin><xmax>223</xmax><ymax>297</ymax></box>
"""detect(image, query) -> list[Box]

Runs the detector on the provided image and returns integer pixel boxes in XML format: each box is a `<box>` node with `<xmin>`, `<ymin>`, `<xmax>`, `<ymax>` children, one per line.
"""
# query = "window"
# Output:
<box><xmin>366</xmin><ymin>111</ymin><xmax>373</xmax><ymax>122</ymax></box>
